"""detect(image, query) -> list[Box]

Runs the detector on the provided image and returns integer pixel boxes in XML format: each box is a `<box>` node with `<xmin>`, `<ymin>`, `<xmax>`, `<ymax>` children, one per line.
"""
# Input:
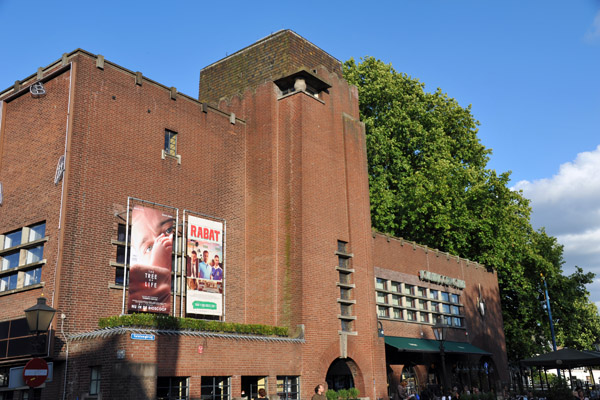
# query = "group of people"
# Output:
<box><xmin>187</xmin><ymin>249</ymin><xmax>223</xmax><ymax>281</ymax></box>
<box><xmin>397</xmin><ymin>381</ymin><xmax>483</xmax><ymax>400</ymax></box>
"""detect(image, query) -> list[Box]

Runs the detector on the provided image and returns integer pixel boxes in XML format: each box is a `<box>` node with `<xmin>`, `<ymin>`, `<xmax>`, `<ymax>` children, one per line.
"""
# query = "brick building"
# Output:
<box><xmin>0</xmin><ymin>30</ymin><xmax>508</xmax><ymax>400</ymax></box>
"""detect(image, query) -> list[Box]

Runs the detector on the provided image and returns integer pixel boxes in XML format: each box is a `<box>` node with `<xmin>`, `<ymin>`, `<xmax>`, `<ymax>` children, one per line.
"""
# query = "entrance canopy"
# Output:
<box><xmin>385</xmin><ymin>336</ymin><xmax>491</xmax><ymax>355</ymax></box>
<box><xmin>521</xmin><ymin>348</ymin><xmax>600</xmax><ymax>368</ymax></box>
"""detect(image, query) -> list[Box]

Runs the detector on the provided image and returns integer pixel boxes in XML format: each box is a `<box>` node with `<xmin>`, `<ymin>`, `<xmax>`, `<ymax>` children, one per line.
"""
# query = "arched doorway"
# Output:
<box><xmin>326</xmin><ymin>358</ymin><xmax>356</xmax><ymax>391</ymax></box>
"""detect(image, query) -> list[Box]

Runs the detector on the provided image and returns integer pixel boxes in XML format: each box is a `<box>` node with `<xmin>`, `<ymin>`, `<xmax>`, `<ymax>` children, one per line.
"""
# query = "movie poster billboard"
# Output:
<box><xmin>127</xmin><ymin>205</ymin><xmax>173</xmax><ymax>314</ymax></box>
<box><xmin>186</xmin><ymin>215</ymin><xmax>223</xmax><ymax>316</ymax></box>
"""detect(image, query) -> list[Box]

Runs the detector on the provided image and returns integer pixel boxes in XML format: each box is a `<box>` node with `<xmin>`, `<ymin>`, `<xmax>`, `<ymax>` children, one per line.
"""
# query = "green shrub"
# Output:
<box><xmin>337</xmin><ymin>389</ymin><xmax>349</xmax><ymax>400</ymax></box>
<box><xmin>325</xmin><ymin>389</ymin><xmax>338</xmax><ymax>400</ymax></box>
<box><xmin>98</xmin><ymin>314</ymin><xmax>289</xmax><ymax>337</ymax></box>
<box><xmin>348</xmin><ymin>387</ymin><xmax>360</xmax><ymax>399</ymax></box>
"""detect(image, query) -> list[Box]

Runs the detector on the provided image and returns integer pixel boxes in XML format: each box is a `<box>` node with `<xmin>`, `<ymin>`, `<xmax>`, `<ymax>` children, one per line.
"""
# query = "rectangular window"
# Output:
<box><xmin>391</xmin><ymin>294</ymin><xmax>401</xmax><ymax>306</ymax></box>
<box><xmin>451</xmin><ymin>294</ymin><xmax>459</xmax><ymax>304</ymax></box>
<box><xmin>441</xmin><ymin>292</ymin><xmax>450</xmax><ymax>302</ymax></box>
<box><xmin>405</xmin><ymin>298</ymin><xmax>415</xmax><ymax>308</ymax></box>
<box><xmin>4</xmin><ymin>230</ymin><xmax>21</xmax><ymax>249</ymax></box>
<box><xmin>378</xmin><ymin>306</ymin><xmax>389</xmax><ymax>318</ymax></box>
<box><xmin>338</xmin><ymin>257</ymin><xmax>349</xmax><ymax>269</ymax></box>
<box><xmin>441</xmin><ymin>304</ymin><xmax>451</xmax><ymax>314</ymax></box>
<box><xmin>453</xmin><ymin>317</ymin><xmax>463</xmax><ymax>327</ymax></box>
<box><xmin>430</xmin><ymin>302</ymin><xmax>439</xmax><ymax>312</ymax></box>
<box><xmin>391</xmin><ymin>281</ymin><xmax>400</xmax><ymax>292</ymax></box>
<box><xmin>114</xmin><ymin>267</ymin><xmax>129</xmax><ymax>286</ymax></box>
<box><xmin>338</xmin><ymin>271</ymin><xmax>351</xmax><ymax>284</ymax></box>
<box><xmin>1</xmin><ymin>274</ymin><xmax>18</xmax><ymax>291</ymax></box>
<box><xmin>90</xmin><ymin>366</ymin><xmax>101</xmax><ymax>396</ymax></box>
<box><xmin>276</xmin><ymin>376</ymin><xmax>299</xmax><ymax>400</ymax></box>
<box><xmin>444</xmin><ymin>315</ymin><xmax>452</xmax><ymax>325</ymax></box>
<box><xmin>375</xmin><ymin>278</ymin><xmax>387</xmax><ymax>290</ymax></box>
<box><xmin>340</xmin><ymin>288</ymin><xmax>352</xmax><ymax>300</ymax></box>
<box><xmin>25</xmin><ymin>246</ymin><xmax>44</xmax><ymax>264</ymax></box>
<box><xmin>28</xmin><ymin>223</ymin><xmax>46</xmax><ymax>242</ymax></box>
<box><xmin>164</xmin><ymin>129</ymin><xmax>178</xmax><ymax>157</ymax></box>
<box><xmin>404</xmin><ymin>284</ymin><xmax>414</xmax><ymax>295</ymax></box>
<box><xmin>200</xmin><ymin>376</ymin><xmax>227</xmax><ymax>400</ymax></box>
<box><xmin>420</xmin><ymin>313</ymin><xmax>429</xmax><ymax>323</ymax></box>
<box><xmin>337</xmin><ymin>240</ymin><xmax>348</xmax><ymax>253</ymax></box>
<box><xmin>1</xmin><ymin>252</ymin><xmax>19</xmax><ymax>271</ymax></box>
<box><xmin>429</xmin><ymin>290</ymin><xmax>438</xmax><ymax>300</ymax></box>
<box><xmin>406</xmin><ymin>310</ymin><xmax>416</xmax><ymax>321</ymax></box>
<box><xmin>340</xmin><ymin>304</ymin><xmax>352</xmax><ymax>316</ymax></box>
<box><xmin>417</xmin><ymin>287</ymin><xmax>427</xmax><ymax>297</ymax></box>
<box><xmin>376</xmin><ymin>292</ymin><xmax>387</xmax><ymax>304</ymax></box>
<box><xmin>393</xmin><ymin>308</ymin><xmax>403</xmax><ymax>320</ymax></box>
<box><xmin>340</xmin><ymin>319</ymin><xmax>353</xmax><ymax>332</ymax></box>
<box><xmin>418</xmin><ymin>299</ymin><xmax>427</xmax><ymax>310</ymax></box>
<box><xmin>24</xmin><ymin>267</ymin><xmax>42</xmax><ymax>287</ymax></box>
<box><xmin>451</xmin><ymin>305</ymin><xmax>460</xmax><ymax>315</ymax></box>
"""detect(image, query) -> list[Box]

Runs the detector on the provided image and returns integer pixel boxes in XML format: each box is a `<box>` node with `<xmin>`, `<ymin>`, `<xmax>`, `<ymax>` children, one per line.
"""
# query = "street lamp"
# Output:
<box><xmin>432</xmin><ymin>316</ymin><xmax>450</xmax><ymax>392</ymax></box>
<box><xmin>24</xmin><ymin>296</ymin><xmax>56</xmax><ymax>353</ymax></box>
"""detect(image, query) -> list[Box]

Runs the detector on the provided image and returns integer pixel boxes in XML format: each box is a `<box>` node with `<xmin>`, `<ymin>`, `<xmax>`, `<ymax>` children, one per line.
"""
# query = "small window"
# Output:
<box><xmin>340</xmin><ymin>288</ymin><xmax>352</xmax><ymax>300</ymax></box>
<box><xmin>338</xmin><ymin>271</ymin><xmax>351</xmax><ymax>284</ymax></box>
<box><xmin>337</xmin><ymin>240</ymin><xmax>348</xmax><ymax>253</ymax></box>
<box><xmin>160</xmin><ymin>376</ymin><xmax>190</xmax><ymax>400</ymax></box>
<box><xmin>4</xmin><ymin>230</ymin><xmax>21</xmax><ymax>249</ymax></box>
<box><xmin>277</xmin><ymin>376</ymin><xmax>299</xmax><ymax>400</ymax></box>
<box><xmin>405</xmin><ymin>298</ymin><xmax>414</xmax><ymax>308</ymax></box>
<box><xmin>340</xmin><ymin>304</ymin><xmax>352</xmax><ymax>316</ymax></box>
<box><xmin>1</xmin><ymin>251</ymin><xmax>20</xmax><ymax>270</ymax></box>
<box><xmin>406</xmin><ymin>310</ymin><xmax>416</xmax><ymax>321</ymax></box>
<box><xmin>0</xmin><ymin>274</ymin><xmax>18</xmax><ymax>291</ymax></box>
<box><xmin>442</xmin><ymin>304</ymin><xmax>451</xmax><ymax>314</ymax></box>
<box><xmin>444</xmin><ymin>315</ymin><xmax>452</xmax><ymax>325</ymax></box>
<box><xmin>391</xmin><ymin>281</ymin><xmax>400</xmax><ymax>292</ymax></box>
<box><xmin>375</xmin><ymin>278</ymin><xmax>387</xmax><ymax>290</ymax></box>
<box><xmin>420</xmin><ymin>313</ymin><xmax>429</xmax><ymax>323</ymax></box>
<box><xmin>441</xmin><ymin>292</ymin><xmax>450</xmax><ymax>302</ymax></box>
<box><xmin>453</xmin><ymin>317</ymin><xmax>463</xmax><ymax>327</ymax></box>
<box><xmin>393</xmin><ymin>308</ymin><xmax>403</xmax><ymax>320</ymax></box>
<box><xmin>404</xmin><ymin>284</ymin><xmax>414</xmax><ymax>295</ymax></box>
<box><xmin>28</xmin><ymin>223</ymin><xmax>46</xmax><ymax>242</ymax></box>
<box><xmin>451</xmin><ymin>294</ymin><xmax>459</xmax><ymax>304</ymax></box>
<box><xmin>418</xmin><ymin>299</ymin><xmax>427</xmax><ymax>310</ymax></box>
<box><xmin>451</xmin><ymin>306</ymin><xmax>460</xmax><ymax>315</ymax></box>
<box><xmin>429</xmin><ymin>290</ymin><xmax>438</xmax><ymax>300</ymax></box>
<box><xmin>376</xmin><ymin>292</ymin><xmax>387</xmax><ymax>303</ymax></box>
<box><xmin>164</xmin><ymin>129</ymin><xmax>178</xmax><ymax>157</ymax></box>
<box><xmin>338</xmin><ymin>257</ymin><xmax>349</xmax><ymax>269</ymax></box>
<box><xmin>26</xmin><ymin>245</ymin><xmax>44</xmax><ymax>264</ymax></box>
<box><xmin>417</xmin><ymin>287</ymin><xmax>427</xmax><ymax>297</ymax></box>
<box><xmin>391</xmin><ymin>295</ymin><xmax>401</xmax><ymax>306</ymax></box>
<box><xmin>430</xmin><ymin>302</ymin><xmax>439</xmax><ymax>312</ymax></box>
<box><xmin>24</xmin><ymin>267</ymin><xmax>42</xmax><ymax>287</ymax></box>
<box><xmin>114</xmin><ymin>267</ymin><xmax>129</xmax><ymax>286</ymax></box>
<box><xmin>377</xmin><ymin>306</ymin><xmax>389</xmax><ymax>318</ymax></box>
<box><xmin>90</xmin><ymin>366</ymin><xmax>101</xmax><ymax>396</ymax></box>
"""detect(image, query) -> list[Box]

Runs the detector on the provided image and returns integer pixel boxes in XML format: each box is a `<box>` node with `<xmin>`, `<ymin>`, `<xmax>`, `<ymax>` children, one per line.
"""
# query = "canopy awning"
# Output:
<box><xmin>384</xmin><ymin>336</ymin><xmax>491</xmax><ymax>355</ymax></box>
<box><xmin>521</xmin><ymin>348</ymin><xmax>600</xmax><ymax>368</ymax></box>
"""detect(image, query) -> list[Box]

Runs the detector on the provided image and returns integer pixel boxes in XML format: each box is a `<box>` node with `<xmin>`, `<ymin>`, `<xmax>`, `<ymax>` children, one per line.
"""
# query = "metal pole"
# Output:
<box><xmin>440</xmin><ymin>343</ymin><xmax>448</xmax><ymax>393</ymax></box>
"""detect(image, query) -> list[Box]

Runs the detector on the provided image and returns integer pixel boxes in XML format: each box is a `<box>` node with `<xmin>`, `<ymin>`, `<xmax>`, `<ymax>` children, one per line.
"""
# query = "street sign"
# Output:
<box><xmin>22</xmin><ymin>358</ymin><xmax>48</xmax><ymax>388</ymax></box>
<box><xmin>131</xmin><ymin>333</ymin><xmax>155</xmax><ymax>341</ymax></box>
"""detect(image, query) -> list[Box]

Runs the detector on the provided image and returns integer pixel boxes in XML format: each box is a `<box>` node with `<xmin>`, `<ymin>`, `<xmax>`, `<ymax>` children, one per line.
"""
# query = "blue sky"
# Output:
<box><xmin>1</xmin><ymin>0</ymin><xmax>599</xmax><ymax>302</ymax></box>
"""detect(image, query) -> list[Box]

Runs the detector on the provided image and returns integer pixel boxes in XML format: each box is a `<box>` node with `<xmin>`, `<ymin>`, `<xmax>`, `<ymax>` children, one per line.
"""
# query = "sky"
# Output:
<box><xmin>1</xmin><ymin>1</ymin><xmax>599</xmax><ymax>302</ymax></box>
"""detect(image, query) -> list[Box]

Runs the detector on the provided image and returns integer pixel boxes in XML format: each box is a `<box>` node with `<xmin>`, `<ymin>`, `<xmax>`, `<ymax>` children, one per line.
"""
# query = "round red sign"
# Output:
<box><xmin>23</xmin><ymin>358</ymin><xmax>49</xmax><ymax>388</ymax></box>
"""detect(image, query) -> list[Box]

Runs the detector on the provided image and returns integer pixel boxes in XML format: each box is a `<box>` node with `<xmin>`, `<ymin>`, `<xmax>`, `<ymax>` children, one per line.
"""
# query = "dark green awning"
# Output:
<box><xmin>384</xmin><ymin>336</ymin><xmax>490</xmax><ymax>355</ymax></box>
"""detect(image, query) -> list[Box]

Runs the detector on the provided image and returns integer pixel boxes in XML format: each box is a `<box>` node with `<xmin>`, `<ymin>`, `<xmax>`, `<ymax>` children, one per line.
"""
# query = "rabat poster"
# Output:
<box><xmin>128</xmin><ymin>205</ymin><xmax>173</xmax><ymax>314</ymax></box>
<box><xmin>186</xmin><ymin>215</ymin><xmax>223</xmax><ymax>316</ymax></box>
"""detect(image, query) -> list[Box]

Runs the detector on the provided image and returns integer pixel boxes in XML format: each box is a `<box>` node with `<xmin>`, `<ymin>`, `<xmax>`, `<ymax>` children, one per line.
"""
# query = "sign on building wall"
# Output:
<box><xmin>186</xmin><ymin>215</ymin><xmax>223</xmax><ymax>316</ymax></box>
<box><xmin>127</xmin><ymin>205</ymin><xmax>174</xmax><ymax>314</ymax></box>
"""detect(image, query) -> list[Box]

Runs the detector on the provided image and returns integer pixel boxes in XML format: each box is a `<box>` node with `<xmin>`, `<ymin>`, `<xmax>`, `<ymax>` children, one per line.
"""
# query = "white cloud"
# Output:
<box><xmin>585</xmin><ymin>10</ymin><xmax>600</xmax><ymax>43</ymax></box>
<box><xmin>513</xmin><ymin>145</ymin><xmax>600</xmax><ymax>302</ymax></box>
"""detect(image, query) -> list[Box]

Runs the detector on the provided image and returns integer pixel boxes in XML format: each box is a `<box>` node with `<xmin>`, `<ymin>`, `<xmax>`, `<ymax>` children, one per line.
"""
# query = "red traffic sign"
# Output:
<box><xmin>23</xmin><ymin>358</ymin><xmax>49</xmax><ymax>388</ymax></box>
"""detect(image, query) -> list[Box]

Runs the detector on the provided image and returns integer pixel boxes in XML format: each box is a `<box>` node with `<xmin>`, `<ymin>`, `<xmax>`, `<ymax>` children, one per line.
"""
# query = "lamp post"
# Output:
<box><xmin>24</xmin><ymin>296</ymin><xmax>56</xmax><ymax>354</ymax></box>
<box><xmin>432</xmin><ymin>317</ymin><xmax>449</xmax><ymax>392</ymax></box>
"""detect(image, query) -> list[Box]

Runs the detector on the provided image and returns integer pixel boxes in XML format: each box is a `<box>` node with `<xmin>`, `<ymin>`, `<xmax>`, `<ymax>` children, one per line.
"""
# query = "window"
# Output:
<box><xmin>159</xmin><ymin>377</ymin><xmax>189</xmax><ymax>400</ymax></box>
<box><xmin>420</xmin><ymin>313</ymin><xmax>429</xmax><ymax>323</ymax></box>
<box><xmin>338</xmin><ymin>271</ymin><xmax>351</xmax><ymax>284</ymax></box>
<box><xmin>378</xmin><ymin>306</ymin><xmax>389</xmax><ymax>318</ymax></box>
<box><xmin>391</xmin><ymin>281</ymin><xmax>400</xmax><ymax>292</ymax></box>
<box><xmin>0</xmin><ymin>222</ymin><xmax>46</xmax><ymax>294</ymax></box>
<box><xmin>338</xmin><ymin>257</ymin><xmax>349</xmax><ymax>269</ymax></box>
<box><xmin>376</xmin><ymin>292</ymin><xmax>387</xmax><ymax>303</ymax></box>
<box><xmin>200</xmin><ymin>376</ymin><xmax>228</xmax><ymax>400</ymax></box>
<box><xmin>340</xmin><ymin>288</ymin><xmax>351</xmax><ymax>300</ymax></box>
<box><xmin>451</xmin><ymin>294</ymin><xmax>459</xmax><ymax>304</ymax></box>
<box><xmin>90</xmin><ymin>366</ymin><xmax>101</xmax><ymax>396</ymax></box>
<box><xmin>430</xmin><ymin>302</ymin><xmax>439</xmax><ymax>312</ymax></box>
<box><xmin>441</xmin><ymin>292</ymin><xmax>450</xmax><ymax>302</ymax></box>
<box><xmin>452</xmin><ymin>306</ymin><xmax>460</xmax><ymax>315</ymax></box>
<box><xmin>391</xmin><ymin>295</ymin><xmax>401</xmax><ymax>306</ymax></box>
<box><xmin>429</xmin><ymin>290</ymin><xmax>438</xmax><ymax>299</ymax></box>
<box><xmin>418</xmin><ymin>299</ymin><xmax>427</xmax><ymax>310</ymax></box>
<box><xmin>404</xmin><ymin>284</ymin><xmax>414</xmax><ymax>295</ymax></box>
<box><xmin>277</xmin><ymin>376</ymin><xmax>299</xmax><ymax>400</ymax></box>
<box><xmin>3</xmin><ymin>231</ymin><xmax>21</xmax><ymax>248</ymax></box>
<box><xmin>444</xmin><ymin>315</ymin><xmax>452</xmax><ymax>325</ymax></box>
<box><xmin>340</xmin><ymin>319</ymin><xmax>353</xmax><ymax>332</ymax></box>
<box><xmin>375</xmin><ymin>278</ymin><xmax>387</xmax><ymax>290</ymax></box>
<box><xmin>337</xmin><ymin>241</ymin><xmax>354</xmax><ymax>331</ymax></box>
<box><xmin>441</xmin><ymin>304</ymin><xmax>451</xmax><ymax>314</ymax></box>
<box><xmin>453</xmin><ymin>317</ymin><xmax>463</xmax><ymax>327</ymax></box>
<box><xmin>393</xmin><ymin>308</ymin><xmax>403</xmax><ymax>320</ymax></box>
<box><xmin>164</xmin><ymin>129</ymin><xmax>177</xmax><ymax>157</ymax></box>
<box><xmin>340</xmin><ymin>304</ymin><xmax>352</xmax><ymax>316</ymax></box>
<box><xmin>405</xmin><ymin>298</ymin><xmax>414</xmax><ymax>308</ymax></box>
<box><xmin>406</xmin><ymin>310</ymin><xmax>416</xmax><ymax>321</ymax></box>
<box><xmin>337</xmin><ymin>240</ymin><xmax>348</xmax><ymax>253</ymax></box>
<box><xmin>417</xmin><ymin>287</ymin><xmax>427</xmax><ymax>297</ymax></box>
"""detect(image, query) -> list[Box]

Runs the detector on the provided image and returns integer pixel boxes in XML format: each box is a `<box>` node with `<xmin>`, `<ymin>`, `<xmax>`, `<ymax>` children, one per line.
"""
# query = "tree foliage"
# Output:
<box><xmin>343</xmin><ymin>56</ymin><xmax>600</xmax><ymax>362</ymax></box>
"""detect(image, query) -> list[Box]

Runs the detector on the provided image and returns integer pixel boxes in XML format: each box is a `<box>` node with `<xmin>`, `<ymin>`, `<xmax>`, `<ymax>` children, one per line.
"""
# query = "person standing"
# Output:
<box><xmin>312</xmin><ymin>384</ymin><xmax>326</xmax><ymax>400</ymax></box>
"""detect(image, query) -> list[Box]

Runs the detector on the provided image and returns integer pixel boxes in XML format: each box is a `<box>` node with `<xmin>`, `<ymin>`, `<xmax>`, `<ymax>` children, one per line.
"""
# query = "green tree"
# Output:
<box><xmin>343</xmin><ymin>56</ymin><xmax>600</xmax><ymax>362</ymax></box>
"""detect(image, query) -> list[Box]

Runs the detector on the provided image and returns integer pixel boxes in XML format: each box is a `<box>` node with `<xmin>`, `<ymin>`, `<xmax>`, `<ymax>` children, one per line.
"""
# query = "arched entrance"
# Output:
<box><xmin>326</xmin><ymin>358</ymin><xmax>356</xmax><ymax>391</ymax></box>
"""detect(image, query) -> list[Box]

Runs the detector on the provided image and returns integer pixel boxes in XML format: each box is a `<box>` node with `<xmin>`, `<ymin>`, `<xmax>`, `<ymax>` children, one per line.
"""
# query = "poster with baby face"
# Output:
<box><xmin>127</xmin><ymin>205</ymin><xmax>174</xmax><ymax>314</ymax></box>
<box><xmin>186</xmin><ymin>215</ymin><xmax>223</xmax><ymax>316</ymax></box>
